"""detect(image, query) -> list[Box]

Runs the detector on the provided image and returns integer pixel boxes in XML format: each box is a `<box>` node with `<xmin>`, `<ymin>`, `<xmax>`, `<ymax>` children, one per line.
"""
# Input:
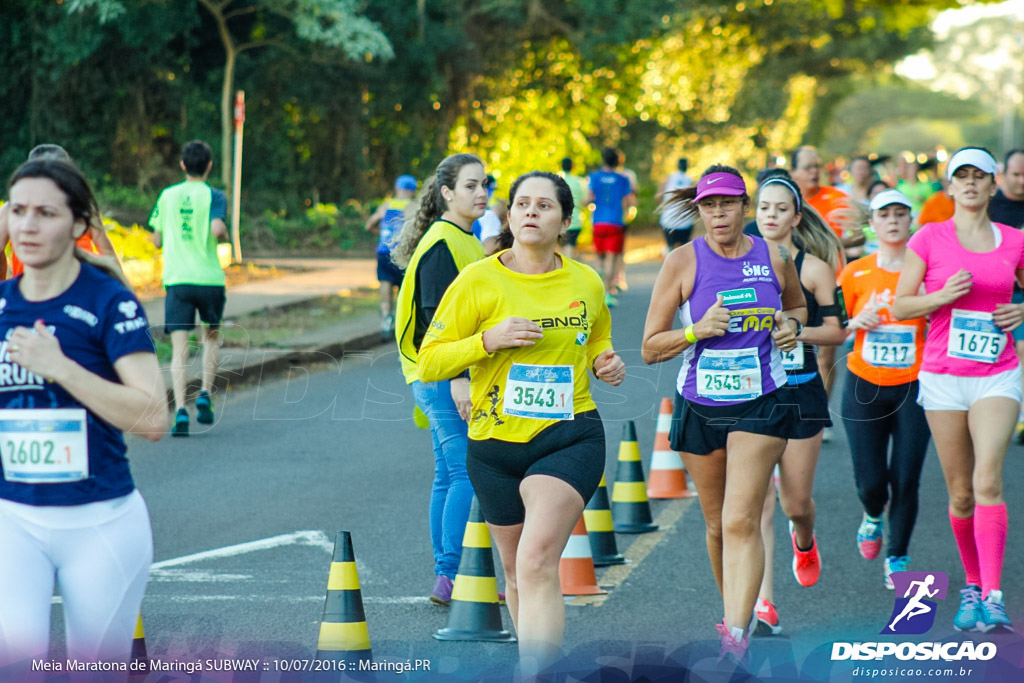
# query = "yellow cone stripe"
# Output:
<box><xmin>326</xmin><ymin>562</ymin><xmax>361</xmax><ymax>591</ymax></box>
<box><xmin>317</xmin><ymin>621</ymin><xmax>371</xmax><ymax>651</ymax></box>
<box><xmin>560</xmin><ymin>534</ymin><xmax>593</xmax><ymax>559</ymax></box>
<box><xmin>650</xmin><ymin>451</ymin><xmax>684</xmax><ymax>470</ymax></box>
<box><xmin>134</xmin><ymin>615</ymin><xmax>145</xmax><ymax>639</ymax></box>
<box><xmin>583</xmin><ymin>509</ymin><xmax>614</xmax><ymax>532</ymax></box>
<box><xmin>450</xmin><ymin>575</ymin><xmax>499</xmax><ymax>603</ymax></box>
<box><xmin>617</xmin><ymin>444</ymin><xmax>642</xmax><ymax>461</ymax></box>
<box><xmin>612</xmin><ymin>482</ymin><xmax>649</xmax><ymax>503</ymax></box>
<box><xmin>656</xmin><ymin>413</ymin><xmax>672</xmax><ymax>431</ymax></box>
<box><xmin>462</xmin><ymin>522</ymin><xmax>492</xmax><ymax>548</ymax></box>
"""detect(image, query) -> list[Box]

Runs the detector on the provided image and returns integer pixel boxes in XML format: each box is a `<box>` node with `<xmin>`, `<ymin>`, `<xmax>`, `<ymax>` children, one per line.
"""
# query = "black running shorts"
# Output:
<box><xmin>164</xmin><ymin>284</ymin><xmax>226</xmax><ymax>334</ymax></box>
<box><xmin>467</xmin><ymin>410</ymin><xmax>606</xmax><ymax>526</ymax></box>
<box><xmin>669</xmin><ymin>390</ymin><xmax>799</xmax><ymax>455</ymax></box>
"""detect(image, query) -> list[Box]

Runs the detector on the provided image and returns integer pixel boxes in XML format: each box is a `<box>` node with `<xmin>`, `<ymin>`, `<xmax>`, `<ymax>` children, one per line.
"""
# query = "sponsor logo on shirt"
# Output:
<box><xmin>0</xmin><ymin>331</ymin><xmax>46</xmax><ymax>390</ymax></box>
<box><xmin>118</xmin><ymin>301</ymin><xmax>139</xmax><ymax>319</ymax></box>
<box><xmin>533</xmin><ymin>300</ymin><xmax>589</xmax><ymax>332</ymax></box>
<box><xmin>717</xmin><ymin>288</ymin><xmax>757</xmax><ymax>306</ymax></box>
<box><xmin>742</xmin><ymin>261</ymin><xmax>772</xmax><ymax>278</ymax></box>
<box><xmin>726</xmin><ymin>307</ymin><xmax>777</xmax><ymax>334</ymax></box>
<box><xmin>63</xmin><ymin>305</ymin><xmax>98</xmax><ymax>328</ymax></box>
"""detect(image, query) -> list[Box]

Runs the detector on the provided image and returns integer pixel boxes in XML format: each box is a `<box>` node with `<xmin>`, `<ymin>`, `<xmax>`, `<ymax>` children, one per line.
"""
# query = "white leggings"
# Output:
<box><xmin>0</xmin><ymin>490</ymin><xmax>152</xmax><ymax>666</ymax></box>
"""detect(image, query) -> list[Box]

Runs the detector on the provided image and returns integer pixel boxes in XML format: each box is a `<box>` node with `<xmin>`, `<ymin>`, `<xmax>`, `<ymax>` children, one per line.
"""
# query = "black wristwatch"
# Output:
<box><xmin>787</xmin><ymin>318</ymin><xmax>803</xmax><ymax>336</ymax></box>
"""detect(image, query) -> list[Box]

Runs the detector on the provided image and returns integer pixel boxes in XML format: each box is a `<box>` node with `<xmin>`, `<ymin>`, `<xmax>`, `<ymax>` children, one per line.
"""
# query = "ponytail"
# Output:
<box><xmin>391</xmin><ymin>153</ymin><xmax>483</xmax><ymax>268</ymax></box>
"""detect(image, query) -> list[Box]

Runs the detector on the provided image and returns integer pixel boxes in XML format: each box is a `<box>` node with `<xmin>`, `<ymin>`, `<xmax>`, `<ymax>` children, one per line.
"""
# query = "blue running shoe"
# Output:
<box><xmin>196</xmin><ymin>390</ymin><xmax>214</xmax><ymax>424</ymax></box>
<box><xmin>171</xmin><ymin>407</ymin><xmax>189</xmax><ymax>437</ymax></box>
<box><xmin>857</xmin><ymin>513</ymin><xmax>883</xmax><ymax>560</ymax></box>
<box><xmin>883</xmin><ymin>555</ymin><xmax>910</xmax><ymax>590</ymax></box>
<box><xmin>953</xmin><ymin>585</ymin><xmax>983</xmax><ymax>632</ymax></box>
<box><xmin>980</xmin><ymin>589</ymin><xmax>1013</xmax><ymax>633</ymax></box>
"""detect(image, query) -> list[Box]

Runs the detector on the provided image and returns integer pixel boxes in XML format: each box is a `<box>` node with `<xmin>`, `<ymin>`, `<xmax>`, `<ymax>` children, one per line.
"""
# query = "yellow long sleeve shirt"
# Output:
<box><xmin>418</xmin><ymin>251</ymin><xmax>613</xmax><ymax>442</ymax></box>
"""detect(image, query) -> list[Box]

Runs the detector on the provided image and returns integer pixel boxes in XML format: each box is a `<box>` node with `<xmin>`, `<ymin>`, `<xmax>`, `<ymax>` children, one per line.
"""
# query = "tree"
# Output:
<box><xmin>71</xmin><ymin>0</ymin><xmax>393</xmax><ymax>187</ymax></box>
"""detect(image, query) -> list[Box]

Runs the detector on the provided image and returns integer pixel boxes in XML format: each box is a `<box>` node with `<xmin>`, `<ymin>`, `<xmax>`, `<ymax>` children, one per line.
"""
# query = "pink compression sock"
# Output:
<box><xmin>948</xmin><ymin>510</ymin><xmax>981</xmax><ymax>587</ymax></box>
<box><xmin>974</xmin><ymin>503</ymin><xmax>1008</xmax><ymax>598</ymax></box>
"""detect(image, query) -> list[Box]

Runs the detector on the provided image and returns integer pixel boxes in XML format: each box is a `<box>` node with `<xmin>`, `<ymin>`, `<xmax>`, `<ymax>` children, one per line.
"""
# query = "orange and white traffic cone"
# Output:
<box><xmin>647</xmin><ymin>397</ymin><xmax>695</xmax><ymax>498</ymax></box>
<box><xmin>559</xmin><ymin>515</ymin><xmax>607</xmax><ymax>595</ymax></box>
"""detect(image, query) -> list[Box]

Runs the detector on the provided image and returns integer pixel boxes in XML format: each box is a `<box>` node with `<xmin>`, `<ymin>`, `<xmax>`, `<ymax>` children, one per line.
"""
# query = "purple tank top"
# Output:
<box><xmin>676</xmin><ymin>235</ymin><xmax>787</xmax><ymax>406</ymax></box>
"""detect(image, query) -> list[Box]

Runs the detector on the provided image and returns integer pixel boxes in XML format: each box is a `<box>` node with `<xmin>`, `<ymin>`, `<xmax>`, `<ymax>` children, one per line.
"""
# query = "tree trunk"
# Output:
<box><xmin>199</xmin><ymin>0</ymin><xmax>237</xmax><ymax>189</ymax></box>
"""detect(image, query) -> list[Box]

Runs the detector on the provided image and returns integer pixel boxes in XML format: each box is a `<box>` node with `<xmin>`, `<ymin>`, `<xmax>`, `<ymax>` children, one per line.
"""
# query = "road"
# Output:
<box><xmin>51</xmin><ymin>262</ymin><xmax>1024</xmax><ymax>681</ymax></box>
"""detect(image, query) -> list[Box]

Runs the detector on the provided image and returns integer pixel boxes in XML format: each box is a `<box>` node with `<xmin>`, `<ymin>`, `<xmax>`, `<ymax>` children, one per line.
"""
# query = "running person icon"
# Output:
<box><xmin>889</xmin><ymin>574</ymin><xmax>940</xmax><ymax>631</ymax></box>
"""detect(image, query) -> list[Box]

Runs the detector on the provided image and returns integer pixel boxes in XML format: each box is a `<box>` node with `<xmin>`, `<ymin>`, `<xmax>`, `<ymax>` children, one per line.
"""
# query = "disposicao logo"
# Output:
<box><xmin>831</xmin><ymin>570</ymin><xmax>997</xmax><ymax>663</ymax></box>
<box><xmin>883</xmin><ymin>571</ymin><xmax>948</xmax><ymax>635</ymax></box>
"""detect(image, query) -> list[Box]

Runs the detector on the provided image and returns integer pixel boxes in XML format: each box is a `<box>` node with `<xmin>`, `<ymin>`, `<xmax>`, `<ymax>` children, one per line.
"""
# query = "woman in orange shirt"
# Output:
<box><xmin>838</xmin><ymin>189</ymin><xmax>930</xmax><ymax>589</ymax></box>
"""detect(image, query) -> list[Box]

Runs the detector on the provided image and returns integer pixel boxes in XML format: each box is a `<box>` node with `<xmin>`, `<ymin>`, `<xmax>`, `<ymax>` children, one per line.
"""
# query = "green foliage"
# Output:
<box><xmin>259</xmin><ymin>202</ymin><xmax>376</xmax><ymax>252</ymax></box>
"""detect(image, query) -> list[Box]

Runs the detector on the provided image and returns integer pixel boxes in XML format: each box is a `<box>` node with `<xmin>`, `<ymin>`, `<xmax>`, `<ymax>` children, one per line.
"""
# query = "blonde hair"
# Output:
<box><xmin>756</xmin><ymin>173</ymin><xmax>842</xmax><ymax>271</ymax></box>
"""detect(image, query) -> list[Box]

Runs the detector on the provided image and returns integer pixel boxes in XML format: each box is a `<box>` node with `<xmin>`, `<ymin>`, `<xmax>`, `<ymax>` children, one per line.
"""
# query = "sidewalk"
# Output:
<box><xmin>144</xmin><ymin>257</ymin><xmax>386</xmax><ymax>403</ymax></box>
<box><xmin>152</xmin><ymin>233</ymin><xmax>668</xmax><ymax>405</ymax></box>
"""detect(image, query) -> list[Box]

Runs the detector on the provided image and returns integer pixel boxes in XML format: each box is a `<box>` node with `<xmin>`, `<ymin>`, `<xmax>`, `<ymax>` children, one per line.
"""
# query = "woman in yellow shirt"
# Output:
<box><xmin>419</xmin><ymin>171</ymin><xmax>625</xmax><ymax>674</ymax></box>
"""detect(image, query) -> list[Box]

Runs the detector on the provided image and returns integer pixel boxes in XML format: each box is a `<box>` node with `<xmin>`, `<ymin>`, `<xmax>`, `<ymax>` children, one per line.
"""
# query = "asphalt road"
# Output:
<box><xmin>46</xmin><ymin>261</ymin><xmax>1024</xmax><ymax>681</ymax></box>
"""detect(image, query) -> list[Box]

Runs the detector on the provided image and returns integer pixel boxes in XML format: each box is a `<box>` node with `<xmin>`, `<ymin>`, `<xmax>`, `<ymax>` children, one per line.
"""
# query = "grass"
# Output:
<box><xmin>151</xmin><ymin>293</ymin><xmax>378</xmax><ymax>364</ymax></box>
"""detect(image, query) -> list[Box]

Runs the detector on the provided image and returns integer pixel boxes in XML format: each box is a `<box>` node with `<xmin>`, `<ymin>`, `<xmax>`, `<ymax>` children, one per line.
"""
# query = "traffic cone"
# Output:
<box><xmin>128</xmin><ymin>613</ymin><xmax>148</xmax><ymax>678</ymax></box>
<box><xmin>647</xmin><ymin>397</ymin><xmax>695</xmax><ymax>498</ymax></box>
<box><xmin>611</xmin><ymin>421</ymin><xmax>659</xmax><ymax>533</ymax></box>
<box><xmin>435</xmin><ymin>497</ymin><xmax>515</xmax><ymax>643</ymax></box>
<box><xmin>584</xmin><ymin>475</ymin><xmax>625</xmax><ymax>566</ymax></box>
<box><xmin>559</xmin><ymin>515</ymin><xmax>607</xmax><ymax>595</ymax></box>
<box><xmin>315</xmin><ymin>531</ymin><xmax>372</xmax><ymax>664</ymax></box>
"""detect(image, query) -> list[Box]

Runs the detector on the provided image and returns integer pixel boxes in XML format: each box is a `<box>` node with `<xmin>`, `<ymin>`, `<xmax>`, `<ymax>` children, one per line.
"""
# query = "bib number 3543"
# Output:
<box><xmin>948</xmin><ymin>310</ymin><xmax>1004</xmax><ymax>364</ymax></box>
<box><xmin>504</xmin><ymin>364</ymin><xmax>574</xmax><ymax>420</ymax></box>
<box><xmin>0</xmin><ymin>409</ymin><xmax>89</xmax><ymax>484</ymax></box>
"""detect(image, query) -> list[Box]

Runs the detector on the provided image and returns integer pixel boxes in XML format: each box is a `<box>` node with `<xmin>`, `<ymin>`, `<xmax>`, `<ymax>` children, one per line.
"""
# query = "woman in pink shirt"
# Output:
<box><xmin>893</xmin><ymin>147</ymin><xmax>1024</xmax><ymax>634</ymax></box>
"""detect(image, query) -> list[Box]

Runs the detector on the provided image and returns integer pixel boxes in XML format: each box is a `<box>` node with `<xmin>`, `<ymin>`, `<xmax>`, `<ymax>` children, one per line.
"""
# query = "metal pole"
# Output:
<box><xmin>231</xmin><ymin>90</ymin><xmax>245</xmax><ymax>263</ymax></box>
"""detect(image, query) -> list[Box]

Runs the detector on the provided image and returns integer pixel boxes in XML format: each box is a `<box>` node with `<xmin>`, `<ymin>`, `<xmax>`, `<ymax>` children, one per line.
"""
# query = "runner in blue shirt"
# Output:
<box><xmin>586</xmin><ymin>147</ymin><xmax>635</xmax><ymax>306</ymax></box>
<box><xmin>0</xmin><ymin>159</ymin><xmax>166</xmax><ymax>668</ymax></box>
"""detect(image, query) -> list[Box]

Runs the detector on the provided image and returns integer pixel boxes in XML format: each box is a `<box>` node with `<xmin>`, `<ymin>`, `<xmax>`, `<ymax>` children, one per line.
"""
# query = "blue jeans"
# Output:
<box><xmin>410</xmin><ymin>380</ymin><xmax>474</xmax><ymax>579</ymax></box>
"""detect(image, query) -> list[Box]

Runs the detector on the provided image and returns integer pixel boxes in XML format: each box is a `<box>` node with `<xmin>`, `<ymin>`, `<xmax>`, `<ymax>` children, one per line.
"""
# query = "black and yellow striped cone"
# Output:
<box><xmin>128</xmin><ymin>613</ymin><xmax>148</xmax><ymax>678</ymax></box>
<box><xmin>611</xmin><ymin>421</ymin><xmax>659</xmax><ymax>534</ymax></box>
<box><xmin>315</xmin><ymin>531</ymin><xmax>372</xmax><ymax>664</ymax></box>
<box><xmin>435</xmin><ymin>497</ymin><xmax>515</xmax><ymax>643</ymax></box>
<box><xmin>585</xmin><ymin>475</ymin><xmax>626</xmax><ymax>566</ymax></box>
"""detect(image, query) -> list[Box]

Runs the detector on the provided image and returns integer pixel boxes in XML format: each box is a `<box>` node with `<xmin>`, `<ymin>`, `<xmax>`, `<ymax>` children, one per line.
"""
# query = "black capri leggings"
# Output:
<box><xmin>466</xmin><ymin>410</ymin><xmax>606</xmax><ymax>526</ymax></box>
<box><xmin>840</xmin><ymin>373</ymin><xmax>931</xmax><ymax>558</ymax></box>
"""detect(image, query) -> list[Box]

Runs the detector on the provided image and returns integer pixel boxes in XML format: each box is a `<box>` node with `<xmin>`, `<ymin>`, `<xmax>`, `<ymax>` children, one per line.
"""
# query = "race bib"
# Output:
<box><xmin>781</xmin><ymin>341</ymin><xmax>804</xmax><ymax>371</ymax></box>
<box><xmin>504</xmin><ymin>364</ymin><xmax>574</xmax><ymax>420</ymax></box>
<box><xmin>863</xmin><ymin>325</ymin><xmax>916</xmax><ymax>369</ymax></box>
<box><xmin>0</xmin><ymin>409</ymin><xmax>89</xmax><ymax>484</ymax></box>
<box><xmin>947</xmin><ymin>310</ymin><xmax>1004</xmax><ymax>364</ymax></box>
<box><xmin>696</xmin><ymin>347</ymin><xmax>762</xmax><ymax>401</ymax></box>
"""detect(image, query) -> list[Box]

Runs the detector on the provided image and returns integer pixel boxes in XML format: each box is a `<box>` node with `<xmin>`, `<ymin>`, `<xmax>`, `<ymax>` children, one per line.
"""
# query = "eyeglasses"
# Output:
<box><xmin>697</xmin><ymin>198</ymin><xmax>743</xmax><ymax>212</ymax></box>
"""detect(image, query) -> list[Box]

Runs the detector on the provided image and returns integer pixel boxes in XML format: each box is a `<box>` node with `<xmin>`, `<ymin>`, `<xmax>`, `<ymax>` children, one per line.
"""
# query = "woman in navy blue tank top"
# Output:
<box><xmin>642</xmin><ymin>165</ymin><xmax>808</xmax><ymax>661</ymax></box>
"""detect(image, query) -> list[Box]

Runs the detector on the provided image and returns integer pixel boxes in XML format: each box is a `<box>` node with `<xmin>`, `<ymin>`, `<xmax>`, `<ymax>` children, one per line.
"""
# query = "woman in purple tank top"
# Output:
<box><xmin>642</xmin><ymin>165</ymin><xmax>807</xmax><ymax>662</ymax></box>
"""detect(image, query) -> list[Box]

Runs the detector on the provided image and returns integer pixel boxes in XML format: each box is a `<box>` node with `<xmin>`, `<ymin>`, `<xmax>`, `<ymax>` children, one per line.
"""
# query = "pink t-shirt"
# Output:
<box><xmin>907</xmin><ymin>219</ymin><xmax>1024</xmax><ymax>377</ymax></box>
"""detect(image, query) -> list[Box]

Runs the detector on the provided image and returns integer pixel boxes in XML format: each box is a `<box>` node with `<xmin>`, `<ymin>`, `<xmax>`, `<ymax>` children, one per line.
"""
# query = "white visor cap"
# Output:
<box><xmin>947</xmin><ymin>148</ymin><xmax>997</xmax><ymax>180</ymax></box>
<box><xmin>869</xmin><ymin>189</ymin><xmax>913</xmax><ymax>212</ymax></box>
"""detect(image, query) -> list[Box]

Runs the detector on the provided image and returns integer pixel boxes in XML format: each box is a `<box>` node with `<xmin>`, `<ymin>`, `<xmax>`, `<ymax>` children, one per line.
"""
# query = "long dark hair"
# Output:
<box><xmin>8</xmin><ymin>159</ymin><xmax>128</xmax><ymax>285</ymax></box>
<box><xmin>9</xmin><ymin>159</ymin><xmax>97</xmax><ymax>236</ymax></box>
<box><xmin>391</xmin><ymin>153</ymin><xmax>483</xmax><ymax>268</ymax></box>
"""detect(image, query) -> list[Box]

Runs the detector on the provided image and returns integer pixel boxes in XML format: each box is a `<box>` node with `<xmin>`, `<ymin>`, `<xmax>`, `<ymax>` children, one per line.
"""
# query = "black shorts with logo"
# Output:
<box><xmin>164</xmin><ymin>284</ymin><xmax>226</xmax><ymax>334</ymax></box>
<box><xmin>669</xmin><ymin>389</ymin><xmax>800</xmax><ymax>455</ymax></box>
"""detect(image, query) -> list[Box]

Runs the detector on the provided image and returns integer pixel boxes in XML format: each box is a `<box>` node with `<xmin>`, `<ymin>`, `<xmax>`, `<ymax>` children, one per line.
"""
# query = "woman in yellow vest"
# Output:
<box><xmin>392</xmin><ymin>153</ymin><xmax>488</xmax><ymax>606</ymax></box>
<box><xmin>419</xmin><ymin>171</ymin><xmax>625</xmax><ymax>674</ymax></box>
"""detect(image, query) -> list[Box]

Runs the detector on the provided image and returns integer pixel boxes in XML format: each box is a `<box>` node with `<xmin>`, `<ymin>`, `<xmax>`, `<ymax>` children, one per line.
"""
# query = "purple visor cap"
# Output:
<box><xmin>694</xmin><ymin>172</ymin><xmax>748</xmax><ymax>203</ymax></box>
